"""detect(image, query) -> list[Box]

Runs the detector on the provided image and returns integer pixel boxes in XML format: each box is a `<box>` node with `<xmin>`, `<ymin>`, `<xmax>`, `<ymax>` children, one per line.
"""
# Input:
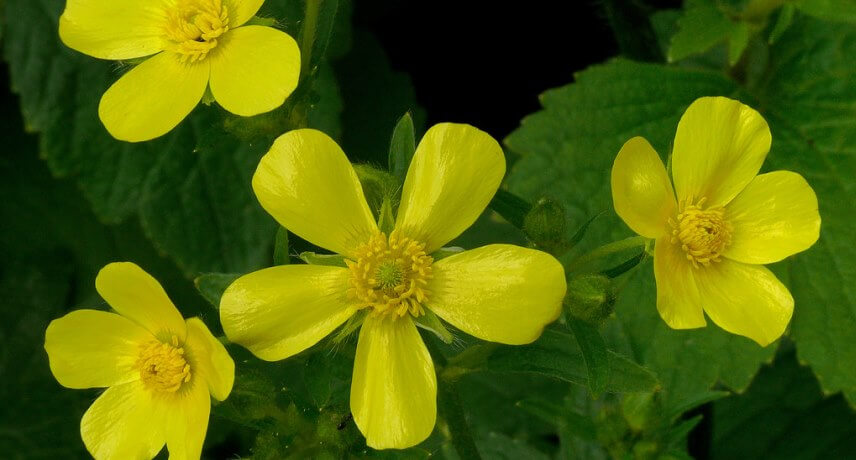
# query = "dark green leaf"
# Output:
<box><xmin>388</xmin><ymin>112</ymin><xmax>417</xmax><ymax>184</ymax></box>
<box><xmin>298</xmin><ymin>0</ymin><xmax>340</xmax><ymax>76</ymax></box>
<box><xmin>794</xmin><ymin>0</ymin><xmax>856</xmax><ymax>23</ymax></box>
<box><xmin>488</xmin><ymin>189</ymin><xmax>532</xmax><ymax>230</ymax></box>
<box><xmin>274</xmin><ymin>227</ymin><xmax>290</xmax><ymax>266</ymax></box>
<box><xmin>567</xmin><ymin>316</ymin><xmax>610</xmax><ymax>397</ymax></box>
<box><xmin>194</xmin><ymin>273</ymin><xmax>241</xmax><ymax>309</ymax></box>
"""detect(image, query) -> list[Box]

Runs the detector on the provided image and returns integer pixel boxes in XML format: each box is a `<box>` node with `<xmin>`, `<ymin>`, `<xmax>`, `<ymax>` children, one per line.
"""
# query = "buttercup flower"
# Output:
<box><xmin>44</xmin><ymin>262</ymin><xmax>235</xmax><ymax>459</ymax></box>
<box><xmin>611</xmin><ymin>96</ymin><xmax>820</xmax><ymax>346</ymax></box>
<box><xmin>220</xmin><ymin>123</ymin><xmax>567</xmax><ymax>449</ymax></box>
<box><xmin>59</xmin><ymin>0</ymin><xmax>300</xmax><ymax>142</ymax></box>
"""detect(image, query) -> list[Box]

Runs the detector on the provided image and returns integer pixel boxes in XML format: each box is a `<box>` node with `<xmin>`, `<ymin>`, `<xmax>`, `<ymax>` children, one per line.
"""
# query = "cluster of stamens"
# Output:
<box><xmin>135</xmin><ymin>335</ymin><xmax>191</xmax><ymax>393</ymax></box>
<box><xmin>669</xmin><ymin>197</ymin><xmax>733</xmax><ymax>268</ymax></box>
<box><xmin>164</xmin><ymin>0</ymin><xmax>230</xmax><ymax>62</ymax></box>
<box><xmin>347</xmin><ymin>231</ymin><xmax>433</xmax><ymax>318</ymax></box>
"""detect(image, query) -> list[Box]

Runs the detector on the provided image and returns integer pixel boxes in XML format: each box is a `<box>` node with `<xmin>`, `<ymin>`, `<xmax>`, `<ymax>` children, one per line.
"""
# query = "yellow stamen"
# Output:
<box><xmin>669</xmin><ymin>197</ymin><xmax>733</xmax><ymax>268</ymax></box>
<box><xmin>135</xmin><ymin>335</ymin><xmax>191</xmax><ymax>393</ymax></box>
<box><xmin>347</xmin><ymin>230</ymin><xmax>433</xmax><ymax>318</ymax></box>
<box><xmin>164</xmin><ymin>0</ymin><xmax>230</xmax><ymax>63</ymax></box>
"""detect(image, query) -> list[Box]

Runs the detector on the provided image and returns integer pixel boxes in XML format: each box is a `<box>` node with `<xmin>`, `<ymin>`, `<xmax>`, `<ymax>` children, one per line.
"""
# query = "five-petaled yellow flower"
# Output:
<box><xmin>59</xmin><ymin>0</ymin><xmax>300</xmax><ymax>142</ymax></box>
<box><xmin>44</xmin><ymin>262</ymin><xmax>235</xmax><ymax>459</ymax></box>
<box><xmin>611</xmin><ymin>96</ymin><xmax>820</xmax><ymax>346</ymax></box>
<box><xmin>219</xmin><ymin>123</ymin><xmax>567</xmax><ymax>449</ymax></box>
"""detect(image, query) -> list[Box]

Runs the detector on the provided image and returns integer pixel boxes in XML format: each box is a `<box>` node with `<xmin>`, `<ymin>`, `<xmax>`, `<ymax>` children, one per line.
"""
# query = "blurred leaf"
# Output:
<box><xmin>567</xmin><ymin>316</ymin><xmax>610</xmax><ymax>397</ymax></box>
<box><xmin>334</xmin><ymin>29</ymin><xmax>425</xmax><ymax>165</ymax></box>
<box><xmin>727</xmin><ymin>21</ymin><xmax>750</xmax><ymax>65</ymax></box>
<box><xmin>488</xmin><ymin>189</ymin><xmax>532</xmax><ymax>230</ymax></box>
<box><xmin>298</xmin><ymin>0</ymin><xmax>340</xmax><ymax>76</ymax></box>
<box><xmin>194</xmin><ymin>273</ymin><xmax>241</xmax><ymax>309</ymax></box>
<box><xmin>274</xmin><ymin>227</ymin><xmax>290</xmax><ymax>265</ymax></box>
<box><xmin>712</xmin><ymin>350</ymin><xmax>856</xmax><ymax>458</ymax></box>
<box><xmin>300</xmin><ymin>251</ymin><xmax>348</xmax><ymax>267</ymax></box>
<box><xmin>768</xmin><ymin>3</ymin><xmax>796</xmax><ymax>43</ymax></box>
<box><xmin>475</xmin><ymin>432</ymin><xmax>550</xmax><ymax>460</ymax></box>
<box><xmin>794</xmin><ymin>0</ymin><xmax>856</xmax><ymax>23</ymax></box>
<box><xmin>668</xmin><ymin>0</ymin><xmax>735</xmax><ymax>62</ymax></box>
<box><xmin>484</xmin><ymin>328</ymin><xmax>659</xmax><ymax>393</ymax></box>
<box><xmin>388</xmin><ymin>112</ymin><xmax>417</xmax><ymax>184</ymax></box>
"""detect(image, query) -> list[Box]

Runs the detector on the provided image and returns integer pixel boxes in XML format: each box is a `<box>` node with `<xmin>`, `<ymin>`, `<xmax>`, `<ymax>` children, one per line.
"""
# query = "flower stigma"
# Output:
<box><xmin>669</xmin><ymin>197</ymin><xmax>733</xmax><ymax>267</ymax></box>
<box><xmin>164</xmin><ymin>0</ymin><xmax>230</xmax><ymax>62</ymax></box>
<box><xmin>135</xmin><ymin>335</ymin><xmax>191</xmax><ymax>393</ymax></box>
<box><xmin>347</xmin><ymin>231</ymin><xmax>433</xmax><ymax>318</ymax></box>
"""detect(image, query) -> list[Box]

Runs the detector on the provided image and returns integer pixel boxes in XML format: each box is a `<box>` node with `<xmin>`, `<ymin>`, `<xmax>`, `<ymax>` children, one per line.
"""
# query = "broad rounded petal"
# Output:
<box><xmin>351</xmin><ymin>316</ymin><xmax>437</xmax><ymax>449</ymax></box>
<box><xmin>165</xmin><ymin>377</ymin><xmax>211</xmax><ymax>460</ymax></box>
<box><xmin>672</xmin><ymin>97</ymin><xmax>771</xmax><ymax>207</ymax></box>
<box><xmin>59</xmin><ymin>0</ymin><xmax>167</xmax><ymax>60</ymax></box>
<box><xmin>654</xmin><ymin>237</ymin><xmax>707</xmax><ymax>329</ymax></box>
<box><xmin>224</xmin><ymin>0</ymin><xmax>265</xmax><ymax>27</ymax></box>
<box><xmin>220</xmin><ymin>265</ymin><xmax>354</xmax><ymax>361</ymax></box>
<box><xmin>95</xmin><ymin>262</ymin><xmax>187</xmax><ymax>340</ymax></box>
<box><xmin>395</xmin><ymin>123</ymin><xmax>505</xmax><ymax>252</ymax></box>
<box><xmin>428</xmin><ymin>245</ymin><xmax>565</xmax><ymax>345</ymax></box>
<box><xmin>723</xmin><ymin>171</ymin><xmax>821</xmax><ymax>264</ymax></box>
<box><xmin>44</xmin><ymin>310</ymin><xmax>151</xmax><ymax>389</ymax></box>
<box><xmin>98</xmin><ymin>52</ymin><xmax>209</xmax><ymax>142</ymax></box>
<box><xmin>252</xmin><ymin>129</ymin><xmax>378</xmax><ymax>257</ymax></box>
<box><xmin>209</xmin><ymin>26</ymin><xmax>300</xmax><ymax>116</ymax></box>
<box><xmin>185</xmin><ymin>318</ymin><xmax>235</xmax><ymax>401</ymax></box>
<box><xmin>611</xmin><ymin>136</ymin><xmax>676</xmax><ymax>238</ymax></box>
<box><xmin>81</xmin><ymin>381</ymin><xmax>166</xmax><ymax>460</ymax></box>
<box><xmin>695</xmin><ymin>259</ymin><xmax>793</xmax><ymax>346</ymax></box>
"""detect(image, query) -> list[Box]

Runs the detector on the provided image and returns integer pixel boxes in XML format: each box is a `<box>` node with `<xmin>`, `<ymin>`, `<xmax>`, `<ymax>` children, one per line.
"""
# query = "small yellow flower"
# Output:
<box><xmin>59</xmin><ymin>0</ymin><xmax>301</xmax><ymax>142</ymax></box>
<box><xmin>611</xmin><ymin>96</ymin><xmax>821</xmax><ymax>346</ymax></box>
<box><xmin>220</xmin><ymin>123</ymin><xmax>567</xmax><ymax>449</ymax></box>
<box><xmin>44</xmin><ymin>262</ymin><xmax>235</xmax><ymax>459</ymax></box>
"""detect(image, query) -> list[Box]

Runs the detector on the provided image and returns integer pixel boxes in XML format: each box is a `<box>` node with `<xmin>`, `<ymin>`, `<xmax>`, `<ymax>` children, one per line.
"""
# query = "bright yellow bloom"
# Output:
<box><xmin>611</xmin><ymin>96</ymin><xmax>820</xmax><ymax>346</ymax></box>
<box><xmin>219</xmin><ymin>124</ymin><xmax>567</xmax><ymax>449</ymax></box>
<box><xmin>44</xmin><ymin>262</ymin><xmax>235</xmax><ymax>459</ymax></box>
<box><xmin>59</xmin><ymin>0</ymin><xmax>300</xmax><ymax>142</ymax></box>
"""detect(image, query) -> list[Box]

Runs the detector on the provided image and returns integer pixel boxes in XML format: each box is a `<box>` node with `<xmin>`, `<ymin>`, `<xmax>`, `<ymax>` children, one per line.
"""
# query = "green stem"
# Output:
<box><xmin>300</xmin><ymin>0</ymin><xmax>321</xmax><ymax>77</ymax></box>
<box><xmin>566</xmin><ymin>236</ymin><xmax>648</xmax><ymax>272</ymax></box>
<box><xmin>742</xmin><ymin>0</ymin><xmax>787</xmax><ymax>21</ymax></box>
<box><xmin>439</xmin><ymin>383</ymin><xmax>483</xmax><ymax>460</ymax></box>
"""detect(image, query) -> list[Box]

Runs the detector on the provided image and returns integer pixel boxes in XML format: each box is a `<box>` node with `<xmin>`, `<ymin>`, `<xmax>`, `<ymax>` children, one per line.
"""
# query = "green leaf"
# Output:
<box><xmin>388</xmin><ymin>112</ymin><xmax>417</xmax><ymax>184</ymax></box>
<box><xmin>668</xmin><ymin>0</ymin><xmax>735</xmax><ymax>62</ymax></box>
<box><xmin>299</xmin><ymin>251</ymin><xmax>348</xmax><ymax>267</ymax></box>
<box><xmin>488</xmin><ymin>189</ymin><xmax>532</xmax><ymax>230</ymax></box>
<box><xmin>711</xmin><ymin>350</ymin><xmax>856</xmax><ymax>458</ymax></box>
<box><xmin>727</xmin><ymin>21</ymin><xmax>751</xmax><ymax>65</ymax></box>
<box><xmin>794</xmin><ymin>0</ymin><xmax>856</xmax><ymax>23</ymax></box>
<box><xmin>566</xmin><ymin>316</ymin><xmax>610</xmax><ymax>397</ymax></box>
<box><xmin>757</xmin><ymin>17</ymin><xmax>856</xmax><ymax>406</ymax></box>
<box><xmin>194</xmin><ymin>273</ymin><xmax>241</xmax><ymax>309</ymax></box>
<box><xmin>298</xmin><ymin>0</ymin><xmax>340</xmax><ymax>76</ymax></box>
<box><xmin>768</xmin><ymin>3</ymin><xmax>796</xmax><ymax>43</ymax></box>
<box><xmin>274</xmin><ymin>227</ymin><xmax>290</xmax><ymax>265</ymax></box>
<box><xmin>484</xmin><ymin>327</ymin><xmax>659</xmax><ymax>393</ymax></box>
<box><xmin>504</xmin><ymin>58</ymin><xmax>778</xmax><ymax>412</ymax></box>
<box><xmin>2</xmin><ymin>0</ymin><xmax>342</xmax><ymax>277</ymax></box>
<box><xmin>413</xmin><ymin>308</ymin><xmax>454</xmax><ymax>344</ymax></box>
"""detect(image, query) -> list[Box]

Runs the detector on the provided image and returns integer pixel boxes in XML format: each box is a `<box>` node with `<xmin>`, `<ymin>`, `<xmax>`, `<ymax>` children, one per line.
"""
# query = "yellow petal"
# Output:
<box><xmin>220</xmin><ymin>265</ymin><xmax>354</xmax><ymax>361</ymax></box>
<box><xmin>351</xmin><ymin>315</ymin><xmax>436</xmax><ymax>449</ymax></box>
<box><xmin>672</xmin><ymin>96</ymin><xmax>771</xmax><ymax>207</ymax></box>
<box><xmin>59</xmin><ymin>0</ymin><xmax>167</xmax><ymax>60</ymax></box>
<box><xmin>44</xmin><ymin>309</ymin><xmax>151</xmax><ymax>389</ymax></box>
<box><xmin>395</xmin><ymin>123</ymin><xmax>505</xmax><ymax>252</ymax></box>
<box><xmin>428</xmin><ymin>245</ymin><xmax>565</xmax><ymax>345</ymax></box>
<box><xmin>81</xmin><ymin>380</ymin><xmax>166</xmax><ymax>460</ymax></box>
<box><xmin>164</xmin><ymin>377</ymin><xmax>211</xmax><ymax>460</ymax></box>
<box><xmin>185</xmin><ymin>318</ymin><xmax>235</xmax><ymax>401</ymax></box>
<box><xmin>723</xmin><ymin>171</ymin><xmax>821</xmax><ymax>264</ymax></box>
<box><xmin>653</xmin><ymin>237</ymin><xmax>707</xmax><ymax>329</ymax></box>
<box><xmin>252</xmin><ymin>129</ymin><xmax>378</xmax><ymax>257</ymax></box>
<box><xmin>695</xmin><ymin>259</ymin><xmax>793</xmax><ymax>346</ymax></box>
<box><xmin>99</xmin><ymin>52</ymin><xmax>209</xmax><ymax>142</ymax></box>
<box><xmin>209</xmin><ymin>26</ymin><xmax>300</xmax><ymax>116</ymax></box>
<box><xmin>611</xmin><ymin>136</ymin><xmax>677</xmax><ymax>238</ymax></box>
<box><xmin>224</xmin><ymin>0</ymin><xmax>264</xmax><ymax>27</ymax></box>
<box><xmin>95</xmin><ymin>262</ymin><xmax>187</xmax><ymax>340</ymax></box>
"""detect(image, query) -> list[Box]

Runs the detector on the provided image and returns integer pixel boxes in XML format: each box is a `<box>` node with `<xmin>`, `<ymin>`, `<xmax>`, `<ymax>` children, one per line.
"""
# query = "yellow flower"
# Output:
<box><xmin>44</xmin><ymin>262</ymin><xmax>235</xmax><ymax>459</ymax></box>
<box><xmin>59</xmin><ymin>0</ymin><xmax>300</xmax><ymax>142</ymax></box>
<box><xmin>611</xmin><ymin>96</ymin><xmax>821</xmax><ymax>346</ymax></box>
<box><xmin>219</xmin><ymin>124</ymin><xmax>567</xmax><ymax>449</ymax></box>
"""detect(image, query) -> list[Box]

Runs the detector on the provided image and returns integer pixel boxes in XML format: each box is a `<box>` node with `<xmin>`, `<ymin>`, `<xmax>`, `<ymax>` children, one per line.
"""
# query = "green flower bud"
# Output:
<box><xmin>523</xmin><ymin>197</ymin><xmax>568</xmax><ymax>254</ymax></box>
<box><xmin>565</xmin><ymin>274</ymin><xmax>616</xmax><ymax>325</ymax></box>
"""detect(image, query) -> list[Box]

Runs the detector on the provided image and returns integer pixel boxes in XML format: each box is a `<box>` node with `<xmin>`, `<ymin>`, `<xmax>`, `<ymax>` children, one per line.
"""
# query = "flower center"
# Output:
<box><xmin>669</xmin><ymin>197</ymin><xmax>733</xmax><ymax>267</ymax></box>
<box><xmin>164</xmin><ymin>0</ymin><xmax>230</xmax><ymax>62</ymax></box>
<box><xmin>347</xmin><ymin>231</ymin><xmax>433</xmax><ymax>318</ymax></box>
<box><xmin>135</xmin><ymin>336</ymin><xmax>191</xmax><ymax>393</ymax></box>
